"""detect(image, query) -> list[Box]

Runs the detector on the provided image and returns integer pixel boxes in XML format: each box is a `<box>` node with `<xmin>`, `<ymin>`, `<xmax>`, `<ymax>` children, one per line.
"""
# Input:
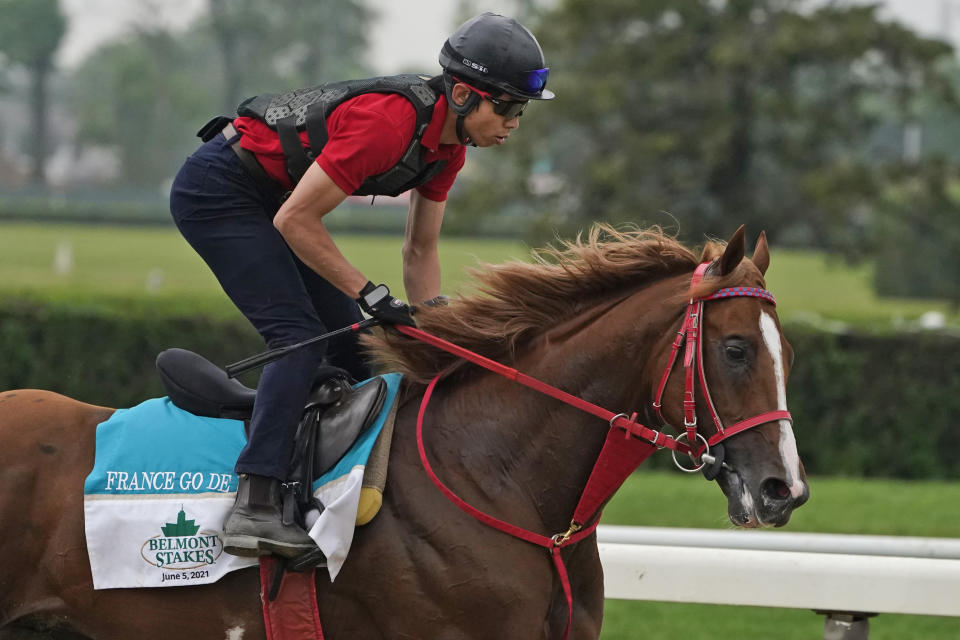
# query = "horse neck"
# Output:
<box><xmin>421</xmin><ymin>279</ymin><xmax>681</xmax><ymax>533</ymax></box>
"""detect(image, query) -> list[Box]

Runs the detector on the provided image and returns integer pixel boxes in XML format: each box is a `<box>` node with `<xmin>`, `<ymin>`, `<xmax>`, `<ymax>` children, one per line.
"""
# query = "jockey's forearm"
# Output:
<box><xmin>274</xmin><ymin>164</ymin><xmax>368</xmax><ymax>299</ymax></box>
<box><xmin>402</xmin><ymin>246</ymin><xmax>441</xmax><ymax>304</ymax></box>
<box><xmin>403</xmin><ymin>192</ymin><xmax>445</xmax><ymax>303</ymax></box>
<box><xmin>280</xmin><ymin>215</ymin><xmax>369</xmax><ymax>299</ymax></box>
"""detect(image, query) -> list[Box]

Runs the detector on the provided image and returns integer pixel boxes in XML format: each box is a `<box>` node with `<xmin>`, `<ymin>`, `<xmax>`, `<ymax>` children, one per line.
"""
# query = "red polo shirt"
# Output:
<box><xmin>234</xmin><ymin>93</ymin><xmax>465</xmax><ymax>202</ymax></box>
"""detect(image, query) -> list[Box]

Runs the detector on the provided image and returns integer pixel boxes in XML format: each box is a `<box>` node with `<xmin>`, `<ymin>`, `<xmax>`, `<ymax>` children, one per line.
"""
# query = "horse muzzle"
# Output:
<box><xmin>715</xmin><ymin>465</ymin><xmax>809</xmax><ymax>528</ymax></box>
<box><xmin>757</xmin><ymin>475</ymin><xmax>810</xmax><ymax>527</ymax></box>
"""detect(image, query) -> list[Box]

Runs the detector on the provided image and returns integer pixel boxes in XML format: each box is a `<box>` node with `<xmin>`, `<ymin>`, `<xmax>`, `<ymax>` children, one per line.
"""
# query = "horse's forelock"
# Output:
<box><xmin>699</xmin><ymin>240</ymin><xmax>727</xmax><ymax>263</ymax></box>
<box><xmin>361</xmin><ymin>224</ymin><xmax>703</xmax><ymax>382</ymax></box>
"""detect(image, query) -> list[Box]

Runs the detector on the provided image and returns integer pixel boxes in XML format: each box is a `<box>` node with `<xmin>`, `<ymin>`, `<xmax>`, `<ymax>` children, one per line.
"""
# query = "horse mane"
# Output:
<box><xmin>362</xmin><ymin>224</ymin><xmax>727</xmax><ymax>383</ymax></box>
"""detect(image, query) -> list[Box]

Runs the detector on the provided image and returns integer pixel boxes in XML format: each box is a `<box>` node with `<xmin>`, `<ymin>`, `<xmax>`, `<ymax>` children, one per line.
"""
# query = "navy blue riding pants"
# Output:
<box><xmin>170</xmin><ymin>130</ymin><xmax>372</xmax><ymax>480</ymax></box>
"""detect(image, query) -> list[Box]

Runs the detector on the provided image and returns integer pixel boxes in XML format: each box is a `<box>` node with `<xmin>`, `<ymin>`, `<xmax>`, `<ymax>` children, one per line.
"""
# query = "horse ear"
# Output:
<box><xmin>753</xmin><ymin>231</ymin><xmax>770</xmax><ymax>276</ymax></box>
<box><xmin>718</xmin><ymin>225</ymin><xmax>746</xmax><ymax>275</ymax></box>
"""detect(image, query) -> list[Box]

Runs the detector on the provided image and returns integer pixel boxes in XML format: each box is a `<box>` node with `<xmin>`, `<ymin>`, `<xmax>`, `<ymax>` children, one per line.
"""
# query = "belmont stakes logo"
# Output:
<box><xmin>140</xmin><ymin>507</ymin><xmax>224</xmax><ymax>582</ymax></box>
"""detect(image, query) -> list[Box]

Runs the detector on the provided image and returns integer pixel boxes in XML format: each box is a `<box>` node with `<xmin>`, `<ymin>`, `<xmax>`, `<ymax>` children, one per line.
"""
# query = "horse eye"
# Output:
<box><xmin>725</xmin><ymin>345</ymin><xmax>746</xmax><ymax>362</ymax></box>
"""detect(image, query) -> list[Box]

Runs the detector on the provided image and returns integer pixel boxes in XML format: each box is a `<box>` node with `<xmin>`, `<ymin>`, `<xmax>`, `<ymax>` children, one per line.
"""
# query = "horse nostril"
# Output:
<box><xmin>760</xmin><ymin>478</ymin><xmax>791</xmax><ymax>503</ymax></box>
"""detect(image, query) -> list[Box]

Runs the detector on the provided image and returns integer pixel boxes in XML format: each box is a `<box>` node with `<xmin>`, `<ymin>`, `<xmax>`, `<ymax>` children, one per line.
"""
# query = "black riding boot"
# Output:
<box><xmin>222</xmin><ymin>473</ymin><xmax>318</xmax><ymax>558</ymax></box>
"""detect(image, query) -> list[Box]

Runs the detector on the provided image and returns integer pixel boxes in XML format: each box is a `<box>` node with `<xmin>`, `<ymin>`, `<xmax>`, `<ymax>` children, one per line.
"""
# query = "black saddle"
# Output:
<box><xmin>155</xmin><ymin>348</ymin><xmax>387</xmax><ymax>477</ymax></box>
<box><xmin>156</xmin><ymin>348</ymin><xmax>257</xmax><ymax>420</ymax></box>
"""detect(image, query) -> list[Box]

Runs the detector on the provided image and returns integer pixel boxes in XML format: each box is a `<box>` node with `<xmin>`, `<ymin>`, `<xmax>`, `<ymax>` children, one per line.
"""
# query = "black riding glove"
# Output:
<box><xmin>356</xmin><ymin>281</ymin><xmax>416</xmax><ymax>327</ymax></box>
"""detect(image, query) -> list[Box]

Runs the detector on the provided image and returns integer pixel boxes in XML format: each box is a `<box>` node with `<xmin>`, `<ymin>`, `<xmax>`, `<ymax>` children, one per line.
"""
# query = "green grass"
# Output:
<box><xmin>0</xmin><ymin>222</ymin><xmax>956</xmax><ymax>328</ymax></box>
<box><xmin>765</xmin><ymin>250</ymin><xmax>960</xmax><ymax>331</ymax></box>
<box><xmin>599</xmin><ymin>470</ymin><xmax>960</xmax><ymax>639</ymax></box>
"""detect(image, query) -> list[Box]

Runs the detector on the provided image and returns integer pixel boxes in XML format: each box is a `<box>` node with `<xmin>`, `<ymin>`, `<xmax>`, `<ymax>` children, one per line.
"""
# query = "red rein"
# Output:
<box><xmin>394</xmin><ymin>261</ymin><xmax>790</xmax><ymax>639</ymax></box>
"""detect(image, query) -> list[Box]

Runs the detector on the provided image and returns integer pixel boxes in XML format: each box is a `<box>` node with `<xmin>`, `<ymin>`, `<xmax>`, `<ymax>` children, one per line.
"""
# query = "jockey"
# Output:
<box><xmin>169</xmin><ymin>12</ymin><xmax>554</xmax><ymax>560</ymax></box>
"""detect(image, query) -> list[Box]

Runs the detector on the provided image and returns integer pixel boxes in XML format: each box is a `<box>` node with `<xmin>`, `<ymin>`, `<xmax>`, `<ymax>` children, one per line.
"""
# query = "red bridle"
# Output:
<box><xmin>653</xmin><ymin>261</ymin><xmax>792</xmax><ymax>470</ymax></box>
<box><xmin>392</xmin><ymin>261</ymin><xmax>792</xmax><ymax>640</ymax></box>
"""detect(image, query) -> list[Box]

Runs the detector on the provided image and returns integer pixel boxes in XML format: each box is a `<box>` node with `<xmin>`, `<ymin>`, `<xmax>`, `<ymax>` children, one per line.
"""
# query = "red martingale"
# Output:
<box><xmin>394</xmin><ymin>260</ymin><xmax>790</xmax><ymax>639</ymax></box>
<box><xmin>259</xmin><ymin>557</ymin><xmax>324</xmax><ymax>640</ymax></box>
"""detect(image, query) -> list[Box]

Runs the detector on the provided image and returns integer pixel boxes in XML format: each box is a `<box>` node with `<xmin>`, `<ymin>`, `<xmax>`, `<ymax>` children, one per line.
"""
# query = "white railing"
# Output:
<box><xmin>596</xmin><ymin>526</ymin><xmax>960</xmax><ymax>639</ymax></box>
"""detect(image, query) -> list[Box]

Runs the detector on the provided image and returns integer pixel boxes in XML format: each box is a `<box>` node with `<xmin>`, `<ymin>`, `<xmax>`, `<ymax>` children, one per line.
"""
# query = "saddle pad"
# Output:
<box><xmin>83</xmin><ymin>373</ymin><xmax>402</xmax><ymax>589</ymax></box>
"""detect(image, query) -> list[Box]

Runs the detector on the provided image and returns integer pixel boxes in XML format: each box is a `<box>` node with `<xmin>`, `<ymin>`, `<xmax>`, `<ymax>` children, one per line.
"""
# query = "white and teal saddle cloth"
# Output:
<box><xmin>83</xmin><ymin>373</ymin><xmax>401</xmax><ymax>589</ymax></box>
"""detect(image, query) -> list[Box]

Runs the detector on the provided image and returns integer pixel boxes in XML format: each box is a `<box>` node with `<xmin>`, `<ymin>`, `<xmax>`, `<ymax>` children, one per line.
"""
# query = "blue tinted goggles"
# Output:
<box><xmin>516</xmin><ymin>67</ymin><xmax>550</xmax><ymax>94</ymax></box>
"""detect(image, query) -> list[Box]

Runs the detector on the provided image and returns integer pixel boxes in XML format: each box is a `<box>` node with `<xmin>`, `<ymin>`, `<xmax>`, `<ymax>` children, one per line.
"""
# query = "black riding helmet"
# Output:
<box><xmin>439</xmin><ymin>12</ymin><xmax>553</xmax><ymax>143</ymax></box>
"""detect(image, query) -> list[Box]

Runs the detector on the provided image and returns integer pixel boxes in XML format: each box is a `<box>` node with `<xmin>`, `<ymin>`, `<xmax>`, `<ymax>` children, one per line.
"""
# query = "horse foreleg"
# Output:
<box><xmin>564</xmin><ymin>541</ymin><xmax>605</xmax><ymax>640</ymax></box>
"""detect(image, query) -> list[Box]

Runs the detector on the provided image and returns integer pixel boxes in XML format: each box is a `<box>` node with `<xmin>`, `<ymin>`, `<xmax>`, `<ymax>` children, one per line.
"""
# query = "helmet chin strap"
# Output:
<box><xmin>444</xmin><ymin>74</ymin><xmax>482</xmax><ymax>146</ymax></box>
<box><xmin>455</xmin><ymin>116</ymin><xmax>473</xmax><ymax>146</ymax></box>
<box><xmin>453</xmin><ymin>94</ymin><xmax>481</xmax><ymax>146</ymax></box>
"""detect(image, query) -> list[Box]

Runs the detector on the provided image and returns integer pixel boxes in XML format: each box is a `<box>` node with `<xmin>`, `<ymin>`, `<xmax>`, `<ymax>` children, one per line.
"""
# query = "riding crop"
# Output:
<box><xmin>224</xmin><ymin>318</ymin><xmax>380</xmax><ymax>378</ymax></box>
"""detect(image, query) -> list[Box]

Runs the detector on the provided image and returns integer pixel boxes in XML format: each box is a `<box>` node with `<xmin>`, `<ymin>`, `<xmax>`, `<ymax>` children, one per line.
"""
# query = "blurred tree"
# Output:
<box><xmin>873</xmin><ymin>158</ymin><xmax>960</xmax><ymax>307</ymax></box>
<box><xmin>0</xmin><ymin>0</ymin><xmax>65</xmax><ymax>186</ymax></box>
<box><xmin>70</xmin><ymin>1</ymin><xmax>372</xmax><ymax>188</ymax></box>
<box><xmin>70</xmin><ymin>28</ymin><xmax>218</xmax><ymax>186</ymax></box>
<box><xmin>0</xmin><ymin>55</ymin><xmax>10</xmax><ymax>94</ymax></box>
<box><xmin>452</xmin><ymin>0</ymin><xmax>959</xmax><ymax>253</ymax></box>
<box><xmin>206</xmin><ymin>0</ymin><xmax>371</xmax><ymax>111</ymax></box>
<box><xmin>208</xmin><ymin>0</ymin><xmax>256</xmax><ymax>113</ymax></box>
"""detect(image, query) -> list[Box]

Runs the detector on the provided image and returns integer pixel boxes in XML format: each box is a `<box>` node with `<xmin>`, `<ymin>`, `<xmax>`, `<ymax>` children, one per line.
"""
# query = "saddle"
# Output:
<box><xmin>155</xmin><ymin>348</ymin><xmax>387</xmax><ymax>570</ymax></box>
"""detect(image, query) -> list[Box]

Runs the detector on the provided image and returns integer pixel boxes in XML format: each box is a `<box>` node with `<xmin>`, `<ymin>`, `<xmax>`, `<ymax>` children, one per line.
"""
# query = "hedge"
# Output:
<box><xmin>786</xmin><ymin>326</ymin><xmax>960</xmax><ymax>480</ymax></box>
<box><xmin>0</xmin><ymin>300</ymin><xmax>956</xmax><ymax>479</ymax></box>
<box><xmin>0</xmin><ymin>299</ymin><xmax>262</xmax><ymax>407</ymax></box>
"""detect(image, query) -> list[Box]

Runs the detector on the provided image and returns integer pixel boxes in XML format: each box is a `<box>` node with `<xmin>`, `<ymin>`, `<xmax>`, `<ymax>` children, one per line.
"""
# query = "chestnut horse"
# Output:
<box><xmin>0</xmin><ymin>225</ymin><xmax>807</xmax><ymax>640</ymax></box>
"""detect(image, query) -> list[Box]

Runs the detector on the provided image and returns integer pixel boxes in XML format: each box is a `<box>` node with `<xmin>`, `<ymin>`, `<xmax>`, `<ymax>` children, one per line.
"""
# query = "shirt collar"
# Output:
<box><xmin>421</xmin><ymin>93</ymin><xmax>452</xmax><ymax>152</ymax></box>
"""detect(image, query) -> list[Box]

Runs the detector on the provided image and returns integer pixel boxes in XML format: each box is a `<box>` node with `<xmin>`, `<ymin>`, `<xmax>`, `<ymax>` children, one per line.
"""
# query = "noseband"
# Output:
<box><xmin>652</xmin><ymin>261</ymin><xmax>792</xmax><ymax>471</ymax></box>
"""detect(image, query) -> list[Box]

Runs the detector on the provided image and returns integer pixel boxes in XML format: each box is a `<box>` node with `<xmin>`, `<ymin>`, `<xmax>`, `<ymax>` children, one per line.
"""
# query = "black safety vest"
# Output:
<box><xmin>236</xmin><ymin>74</ymin><xmax>447</xmax><ymax>197</ymax></box>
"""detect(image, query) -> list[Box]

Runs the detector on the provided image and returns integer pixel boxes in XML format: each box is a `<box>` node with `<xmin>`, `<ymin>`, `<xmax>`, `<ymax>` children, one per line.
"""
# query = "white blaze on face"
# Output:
<box><xmin>225</xmin><ymin>627</ymin><xmax>245</xmax><ymax>640</ymax></box>
<box><xmin>759</xmin><ymin>311</ymin><xmax>805</xmax><ymax>498</ymax></box>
